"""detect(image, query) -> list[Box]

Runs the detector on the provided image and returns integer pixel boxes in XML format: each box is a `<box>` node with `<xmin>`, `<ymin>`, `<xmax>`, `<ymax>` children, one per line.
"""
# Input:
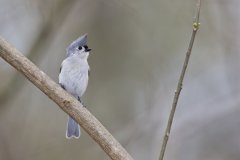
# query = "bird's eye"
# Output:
<box><xmin>78</xmin><ymin>46</ymin><xmax>82</xmax><ymax>50</ymax></box>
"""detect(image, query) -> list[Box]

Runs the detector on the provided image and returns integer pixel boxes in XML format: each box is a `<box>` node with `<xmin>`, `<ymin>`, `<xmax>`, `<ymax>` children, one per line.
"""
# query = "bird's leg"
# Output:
<box><xmin>77</xmin><ymin>96</ymin><xmax>81</xmax><ymax>103</ymax></box>
<box><xmin>59</xmin><ymin>83</ymin><xmax>65</xmax><ymax>90</ymax></box>
<box><xmin>78</xmin><ymin>96</ymin><xmax>86</xmax><ymax>107</ymax></box>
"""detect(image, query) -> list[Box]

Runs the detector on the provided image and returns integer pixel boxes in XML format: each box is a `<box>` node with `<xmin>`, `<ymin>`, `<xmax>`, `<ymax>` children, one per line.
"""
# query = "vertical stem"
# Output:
<box><xmin>159</xmin><ymin>1</ymin><xmax>201</xmax><ymax>160</ymax></box>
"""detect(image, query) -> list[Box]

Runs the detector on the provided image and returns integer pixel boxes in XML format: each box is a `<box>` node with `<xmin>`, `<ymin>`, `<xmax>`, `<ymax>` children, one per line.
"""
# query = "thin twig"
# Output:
<box><xmin>159</xmin><ymin>1</ymin><xmax>201</xmax><ymax>160</ymax></box>
<box><xmin>0</xmin><ymin>37</ymin><xmax>134</xmax><ymax>160</ymax></box>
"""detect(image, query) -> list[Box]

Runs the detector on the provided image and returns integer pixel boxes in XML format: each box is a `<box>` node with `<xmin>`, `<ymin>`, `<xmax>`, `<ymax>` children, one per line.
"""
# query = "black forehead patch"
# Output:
<box><xmin>84</xmin><ymin>45</ymin><xmax>88</xmax><ymax>49</ymax></box>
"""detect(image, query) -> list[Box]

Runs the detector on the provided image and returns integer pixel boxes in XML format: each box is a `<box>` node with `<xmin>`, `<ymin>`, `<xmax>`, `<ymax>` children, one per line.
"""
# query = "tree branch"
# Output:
<box><xmin>0</xmin><ymin>37</ymin><xmax>133</xmax><ymax>160</ymax></box>
<box><xmin>158</xmin><ymin>1</ymin><xmax>201</xmax><ymax>160</ymax></box>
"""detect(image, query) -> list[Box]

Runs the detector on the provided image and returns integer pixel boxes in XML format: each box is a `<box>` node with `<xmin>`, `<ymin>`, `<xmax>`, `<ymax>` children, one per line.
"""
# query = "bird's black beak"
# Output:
<box><xmin>85</xmin><ymin>48</ymin><xmax>91</xmax><ymax>52</ymax></box>
<box><xmin>84</xmin><ymin>45</ymin><xmax>91</xmax><ymax>52</ymax></box>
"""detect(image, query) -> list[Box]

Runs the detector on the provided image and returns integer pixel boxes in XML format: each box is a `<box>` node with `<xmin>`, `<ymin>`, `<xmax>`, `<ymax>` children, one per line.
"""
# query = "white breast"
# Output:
<box><xmin>59</xmin><ymin>56</ymin><xmax>89</xmax><ymax>98</ymax></box>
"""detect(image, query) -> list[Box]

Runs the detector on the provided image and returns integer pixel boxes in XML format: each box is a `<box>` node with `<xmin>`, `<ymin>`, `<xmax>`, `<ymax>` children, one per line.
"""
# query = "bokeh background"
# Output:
<box><xmin>0</xmin><ymin>0</ymin><xmax>240</xmax><ymax>159</ymax></box>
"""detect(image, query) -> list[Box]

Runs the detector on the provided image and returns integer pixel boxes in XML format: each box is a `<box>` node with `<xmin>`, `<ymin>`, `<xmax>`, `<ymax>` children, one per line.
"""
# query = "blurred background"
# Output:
<box><xmin>0</xmin><ymin>0</ymin><xmax>240</xmax><ymax>159</ymax></box>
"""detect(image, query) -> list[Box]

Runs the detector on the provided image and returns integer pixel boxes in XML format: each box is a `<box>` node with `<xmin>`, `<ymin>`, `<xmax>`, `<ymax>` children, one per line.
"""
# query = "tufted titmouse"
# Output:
<box><xmin>59</xmin><ymin>34</ymin><xmax>91</xmax><ymax>139</ymax></box>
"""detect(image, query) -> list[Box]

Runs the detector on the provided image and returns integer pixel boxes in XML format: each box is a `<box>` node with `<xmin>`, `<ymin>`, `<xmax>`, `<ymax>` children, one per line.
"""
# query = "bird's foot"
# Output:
<box><xmin>78</xmin><ymin>96</ymin><xmax>87</xmax><ymax>108</ymax></box>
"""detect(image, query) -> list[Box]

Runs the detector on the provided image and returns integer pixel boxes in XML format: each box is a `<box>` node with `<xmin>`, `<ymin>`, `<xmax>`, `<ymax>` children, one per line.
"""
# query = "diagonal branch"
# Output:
<box><xmin>0</xmin><ymin>37</ymin><xmax>133</xmax><ymax>160</ymax></box>
<box><xmin>159</xmin><ymin>1</ymin><xmax>201</xmax><ymax>160</ymax></box>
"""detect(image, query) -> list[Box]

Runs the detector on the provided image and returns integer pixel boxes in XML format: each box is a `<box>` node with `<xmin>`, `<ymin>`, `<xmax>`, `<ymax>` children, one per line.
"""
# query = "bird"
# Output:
<box><xmin>59</xmin><ymin>34</ymin><xmax>91</xmax><ymax>139</ymax></box>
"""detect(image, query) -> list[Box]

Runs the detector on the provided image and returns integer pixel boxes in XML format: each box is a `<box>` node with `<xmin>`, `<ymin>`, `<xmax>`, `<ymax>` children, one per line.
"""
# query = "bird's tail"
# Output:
<box><xmin>66</xmin><ymin>116</ymin><xmax>81</xmax><ymax>139</ymax></box>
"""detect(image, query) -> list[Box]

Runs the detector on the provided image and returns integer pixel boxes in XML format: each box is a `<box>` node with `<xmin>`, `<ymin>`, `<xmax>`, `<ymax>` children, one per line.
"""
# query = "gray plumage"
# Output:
<box><xmin>59</xmin><ymin>34</ymin><xmax>91</xmax><ymax>139</ymax></box>
<box><xmin>66</xmin><ymin>33</ymin><xmax>88</xmax><ymax>57</ymax></box>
